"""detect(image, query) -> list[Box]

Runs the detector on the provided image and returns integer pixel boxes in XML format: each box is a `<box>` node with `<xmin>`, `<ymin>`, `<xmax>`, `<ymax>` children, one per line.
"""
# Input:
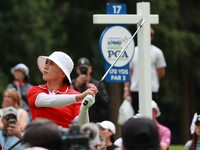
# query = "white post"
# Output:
<box><xmin>137</xmin><ymin>2</ymin><xmax>152</xmax><ymax>118</ymax></box>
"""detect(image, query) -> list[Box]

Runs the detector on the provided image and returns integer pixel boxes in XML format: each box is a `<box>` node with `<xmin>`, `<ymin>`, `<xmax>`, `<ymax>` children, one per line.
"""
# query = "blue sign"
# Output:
<box><xmin>105</xmin><ymin>62</ymin><xmax>130</xmax><ymax>82</ymax></box>
<box><xmin>99</xmin><ymin>25</ymin><xmax>135</xmax><ymax>67</ymax></box>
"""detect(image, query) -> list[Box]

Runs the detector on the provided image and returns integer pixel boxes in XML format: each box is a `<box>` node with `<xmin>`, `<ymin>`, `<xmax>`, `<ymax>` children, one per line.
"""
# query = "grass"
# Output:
<box><xmin>169</xmin><ymin>145</ymin><xmax>184</xmax><ymax>150</ymax></box>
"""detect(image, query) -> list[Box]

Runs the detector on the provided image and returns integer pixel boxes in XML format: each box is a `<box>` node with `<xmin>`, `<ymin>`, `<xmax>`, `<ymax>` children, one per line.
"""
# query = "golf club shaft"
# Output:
<box><xmin>83</xmin><ymin>19</ymin><xmax>145</xmax><ymax>106</ymax></box>
<box><xmin>8</xmin><ymin>137</ymin><xmax>23</xmax><ymax>150</ymax></box>
<box><xmin>96</xmin><ymin>19</ymin><xmax>145</xmax><ymax>88</ymax></box>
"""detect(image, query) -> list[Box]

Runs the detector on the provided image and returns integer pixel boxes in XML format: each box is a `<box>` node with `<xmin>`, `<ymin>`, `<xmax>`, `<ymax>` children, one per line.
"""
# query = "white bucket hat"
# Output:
<box><xmin>37</xmin><ymin>51</ymin><xmax>74</xmax><ymax>83</ymax></box>
<box><xmin>98</xmin><ymin>121</ymin><xmax>116</xmax><ymax>134</ymax></box>
<box><xmin>151</xmin><ymin>100</ymin><xmax>161</xmax><ymax>117</ymax></box>
<box><xmin>11</xmin><ymin>63</ymin><xmax>29</xmax><ymax>77</ymax></box>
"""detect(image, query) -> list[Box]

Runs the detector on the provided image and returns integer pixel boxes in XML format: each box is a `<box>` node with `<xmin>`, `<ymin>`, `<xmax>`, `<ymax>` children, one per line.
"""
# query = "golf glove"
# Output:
<box><xmin>80</xmin><ymin>94</ymin><xmax>95</xmax><ymax>111</ymax></box>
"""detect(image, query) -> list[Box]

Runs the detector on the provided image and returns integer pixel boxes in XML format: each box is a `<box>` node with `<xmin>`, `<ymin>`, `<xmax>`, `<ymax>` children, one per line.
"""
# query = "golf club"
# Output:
<box><xmin>83</xmin><ymin>19</ymin><xmax>145</xmax><ymax>106</ymax></box>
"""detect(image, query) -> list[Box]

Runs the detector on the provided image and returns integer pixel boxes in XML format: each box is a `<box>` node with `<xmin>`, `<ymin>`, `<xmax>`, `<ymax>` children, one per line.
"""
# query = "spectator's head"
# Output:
<box><xmin>11</xmin><ymin>63</ymin><xmax>30</xmax><ymax>82</ymax></box>
<box><xmin>98</xmin><ymin>120</ymin><xmax>116</xmax><ymax>143</ymax></box>
<box><xmin>2</xmin><ymin>106</ymin><xmax>18</xmax><ymax>132</ymax></box>
<box><xmin>122</xmin><ymin>117</ymin><xmax>159</xmax><ymax>150</ymax></box>
<box><xmin>37</xmin><ymin>51</ymin><xmax>74</xmax><ymax>86</ymax></box>
<box><xmin>152</xmin><ymin>100</ymin><xmax>161</xmax><ymax>119</ymax></box>
<box><xmin>2</xmin><ymin>88</ymin><xmax>22</xmax><ymax>108</ymax></box>
<box><xmin>23</xmin><ymin>118</ymin><xmax>62</xmax><ymax>150</ymax></box>
<box><xmin>76</xmin><ymin>57</ymin><xmax>92</xmax><ymax>78</ymax></box>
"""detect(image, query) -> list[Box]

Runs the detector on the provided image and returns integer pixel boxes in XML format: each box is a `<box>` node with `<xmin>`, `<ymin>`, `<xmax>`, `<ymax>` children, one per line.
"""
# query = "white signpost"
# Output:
<box><xmin>93</xmin><ymin>2</ymin><xmax>159</xmax><ymax>118</ymax></box>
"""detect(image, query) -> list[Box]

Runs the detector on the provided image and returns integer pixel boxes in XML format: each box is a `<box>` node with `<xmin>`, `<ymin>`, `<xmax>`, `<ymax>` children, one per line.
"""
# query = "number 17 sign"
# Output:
<box><xmin>107</xmin><ymin>3</ymin><xmax>126</xmax><ymax>14</ymax></box>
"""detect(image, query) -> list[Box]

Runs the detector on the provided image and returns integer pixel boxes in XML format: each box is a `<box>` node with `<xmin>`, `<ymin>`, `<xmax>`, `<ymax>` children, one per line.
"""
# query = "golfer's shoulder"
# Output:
<box><xmin>27</xmin><ymin>85</ymin><xmax>43</xmax><ymax>95</ymax></box>
<box><xmin>67</xmin><ymin>88</ymin><xmax>81</xmax><ymax>94</ymax></box>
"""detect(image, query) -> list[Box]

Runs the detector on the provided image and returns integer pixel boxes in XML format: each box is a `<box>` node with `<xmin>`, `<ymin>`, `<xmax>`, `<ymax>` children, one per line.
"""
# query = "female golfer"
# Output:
<box><xmin>27</xmin><ymin>51</ymin><xmax>98</xmax><ymax>128</ymax></box>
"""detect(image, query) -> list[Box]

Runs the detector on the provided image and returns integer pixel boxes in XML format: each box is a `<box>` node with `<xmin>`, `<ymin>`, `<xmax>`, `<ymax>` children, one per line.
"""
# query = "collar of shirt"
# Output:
<box><xmin>39</xmin><ymin>83</ymin><xmax>69</xmax><ymax>94</ymax></box>
<box><xmin>14</xmin><ymin>80</ymin><xmax>26</xmax><ymax>86</ymax></box>
<box><xmin>1</xmin><ymin>130</ymin><xmax>7</xmax><ymax>138</ymax></box>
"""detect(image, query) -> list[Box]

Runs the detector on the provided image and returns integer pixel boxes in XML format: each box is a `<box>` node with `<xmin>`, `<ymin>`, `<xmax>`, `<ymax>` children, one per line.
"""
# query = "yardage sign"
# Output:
<box><xmin>99</xmin><ymin>3</ymin><xmax>135</xmax><ymax>82</ymax></box>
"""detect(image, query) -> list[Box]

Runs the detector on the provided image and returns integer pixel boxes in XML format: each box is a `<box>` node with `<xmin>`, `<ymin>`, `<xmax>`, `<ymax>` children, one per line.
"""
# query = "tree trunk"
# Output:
<box><xmin>106</xmin><ymin>0</ymin><xmax>122</xmax><ymax>140</ymax></box>
<box><xmin>108</xmin><ymin>82</ymin><xmax>122</xmax><ymax>139</ymax></box>
<box><xmin>179</xmin><ymin>56</ymin><xmax>195</xmax><ymax>144</ymax></box>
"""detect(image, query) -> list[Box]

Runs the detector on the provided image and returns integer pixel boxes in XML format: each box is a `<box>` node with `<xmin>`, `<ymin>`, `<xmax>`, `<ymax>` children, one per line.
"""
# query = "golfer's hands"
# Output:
<box><xmin>7</xmin><ymin>124</ymin><xmax>22</xmax><ymax>139</ymax></box>
<box><xmin>80</xmin><ymin>94</ymin><xmax>95</xmax><ymax>111</ymax></box>
<box><xmin>76</xmin><ymin>86</ymin><xmax>98</xmax><ymax>102</ymax></box>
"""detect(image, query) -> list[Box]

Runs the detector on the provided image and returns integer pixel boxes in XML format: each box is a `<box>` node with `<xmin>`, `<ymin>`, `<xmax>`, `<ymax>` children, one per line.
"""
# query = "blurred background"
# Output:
<box><xmin>0</xmin><ymin>0</ymin><xmax>200</xmax><ymax>145</ymax></box>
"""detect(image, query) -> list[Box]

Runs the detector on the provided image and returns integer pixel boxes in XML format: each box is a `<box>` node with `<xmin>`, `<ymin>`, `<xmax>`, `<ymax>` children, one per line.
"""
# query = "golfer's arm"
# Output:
<box><xmin>74</xmin><ymin>109</ymin><xmax>89</xmax><ymax>126</ymax></box>
<box><xmin>35</xmin><ymin>93</ymin><xmax>77</xmax><ymax>107</ymax></box>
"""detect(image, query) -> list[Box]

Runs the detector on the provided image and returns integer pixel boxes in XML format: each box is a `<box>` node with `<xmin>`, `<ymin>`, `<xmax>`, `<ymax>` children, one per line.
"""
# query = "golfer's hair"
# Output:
<box><xmin>63</xmin><ymin>76</ymin><xmax>71</xmax><ymax>87</ymax></box>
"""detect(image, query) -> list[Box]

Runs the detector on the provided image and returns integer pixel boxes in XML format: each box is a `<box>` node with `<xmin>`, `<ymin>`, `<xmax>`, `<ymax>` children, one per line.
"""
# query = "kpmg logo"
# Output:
<box><xmin>107</xmin><ymin>37</ymin><xmax>129</xmax><ymax>59</ymax></box>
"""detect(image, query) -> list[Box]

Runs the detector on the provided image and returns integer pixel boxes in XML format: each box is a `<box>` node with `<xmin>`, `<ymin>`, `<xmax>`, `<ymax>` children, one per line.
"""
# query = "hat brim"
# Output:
<box><xmin>97</xmin><ymin>122</ymin><xmax>116</xmax><ymax>134</ymax></box>
<box><xmin>37</xmin><ymin>56</ymin><xmax>72</xmax><ymax>83</ymax></box>
<box><xmin>78</xmin><ymin>65</ymin><xmax>90</xmax><ymax>68</ymax></box>
<box><xmin>3</xmin><ymin>112</ymin><xmax>17</xmax><ymax>117</ymax></box>
<box><xmin>98</xmin><ymin>122</ymin><xmax>108</xmax><ymax>130</ymax></box>
<box><xmin>11</xmin><ymin>67</ymin><xmax>16</xmax><ymax>76</ymax></box>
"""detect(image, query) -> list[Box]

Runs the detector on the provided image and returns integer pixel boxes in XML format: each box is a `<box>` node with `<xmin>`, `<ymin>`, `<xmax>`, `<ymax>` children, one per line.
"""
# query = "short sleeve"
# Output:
<box><xmin>155</xmin><ymin>49</ymin><xmax>166</xmax><ymax>69</ymax></box>
<box><xmin>160</xmin><ymin>127</ymin><xmax>171</xmax><ymax>147</ymax></box>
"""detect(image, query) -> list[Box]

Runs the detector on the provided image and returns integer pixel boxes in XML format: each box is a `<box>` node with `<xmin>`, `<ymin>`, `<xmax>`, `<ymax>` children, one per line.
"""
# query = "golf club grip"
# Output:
<box><xmin>96</xmin><ymin>80</ymin><xmax>103</xmax><ymax>89</ymax></box>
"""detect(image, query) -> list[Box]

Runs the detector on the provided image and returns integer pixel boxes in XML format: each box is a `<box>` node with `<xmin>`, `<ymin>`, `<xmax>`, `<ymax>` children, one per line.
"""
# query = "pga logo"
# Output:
<box><xmin>99</xmin><ymin>26</ymin><xmax>135</xmax><ymax>67</ymax></box>
<box><xmin>108</xmin><ymin>50</ymin><xmax>128</xmax><ymax>58</ymax></box>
